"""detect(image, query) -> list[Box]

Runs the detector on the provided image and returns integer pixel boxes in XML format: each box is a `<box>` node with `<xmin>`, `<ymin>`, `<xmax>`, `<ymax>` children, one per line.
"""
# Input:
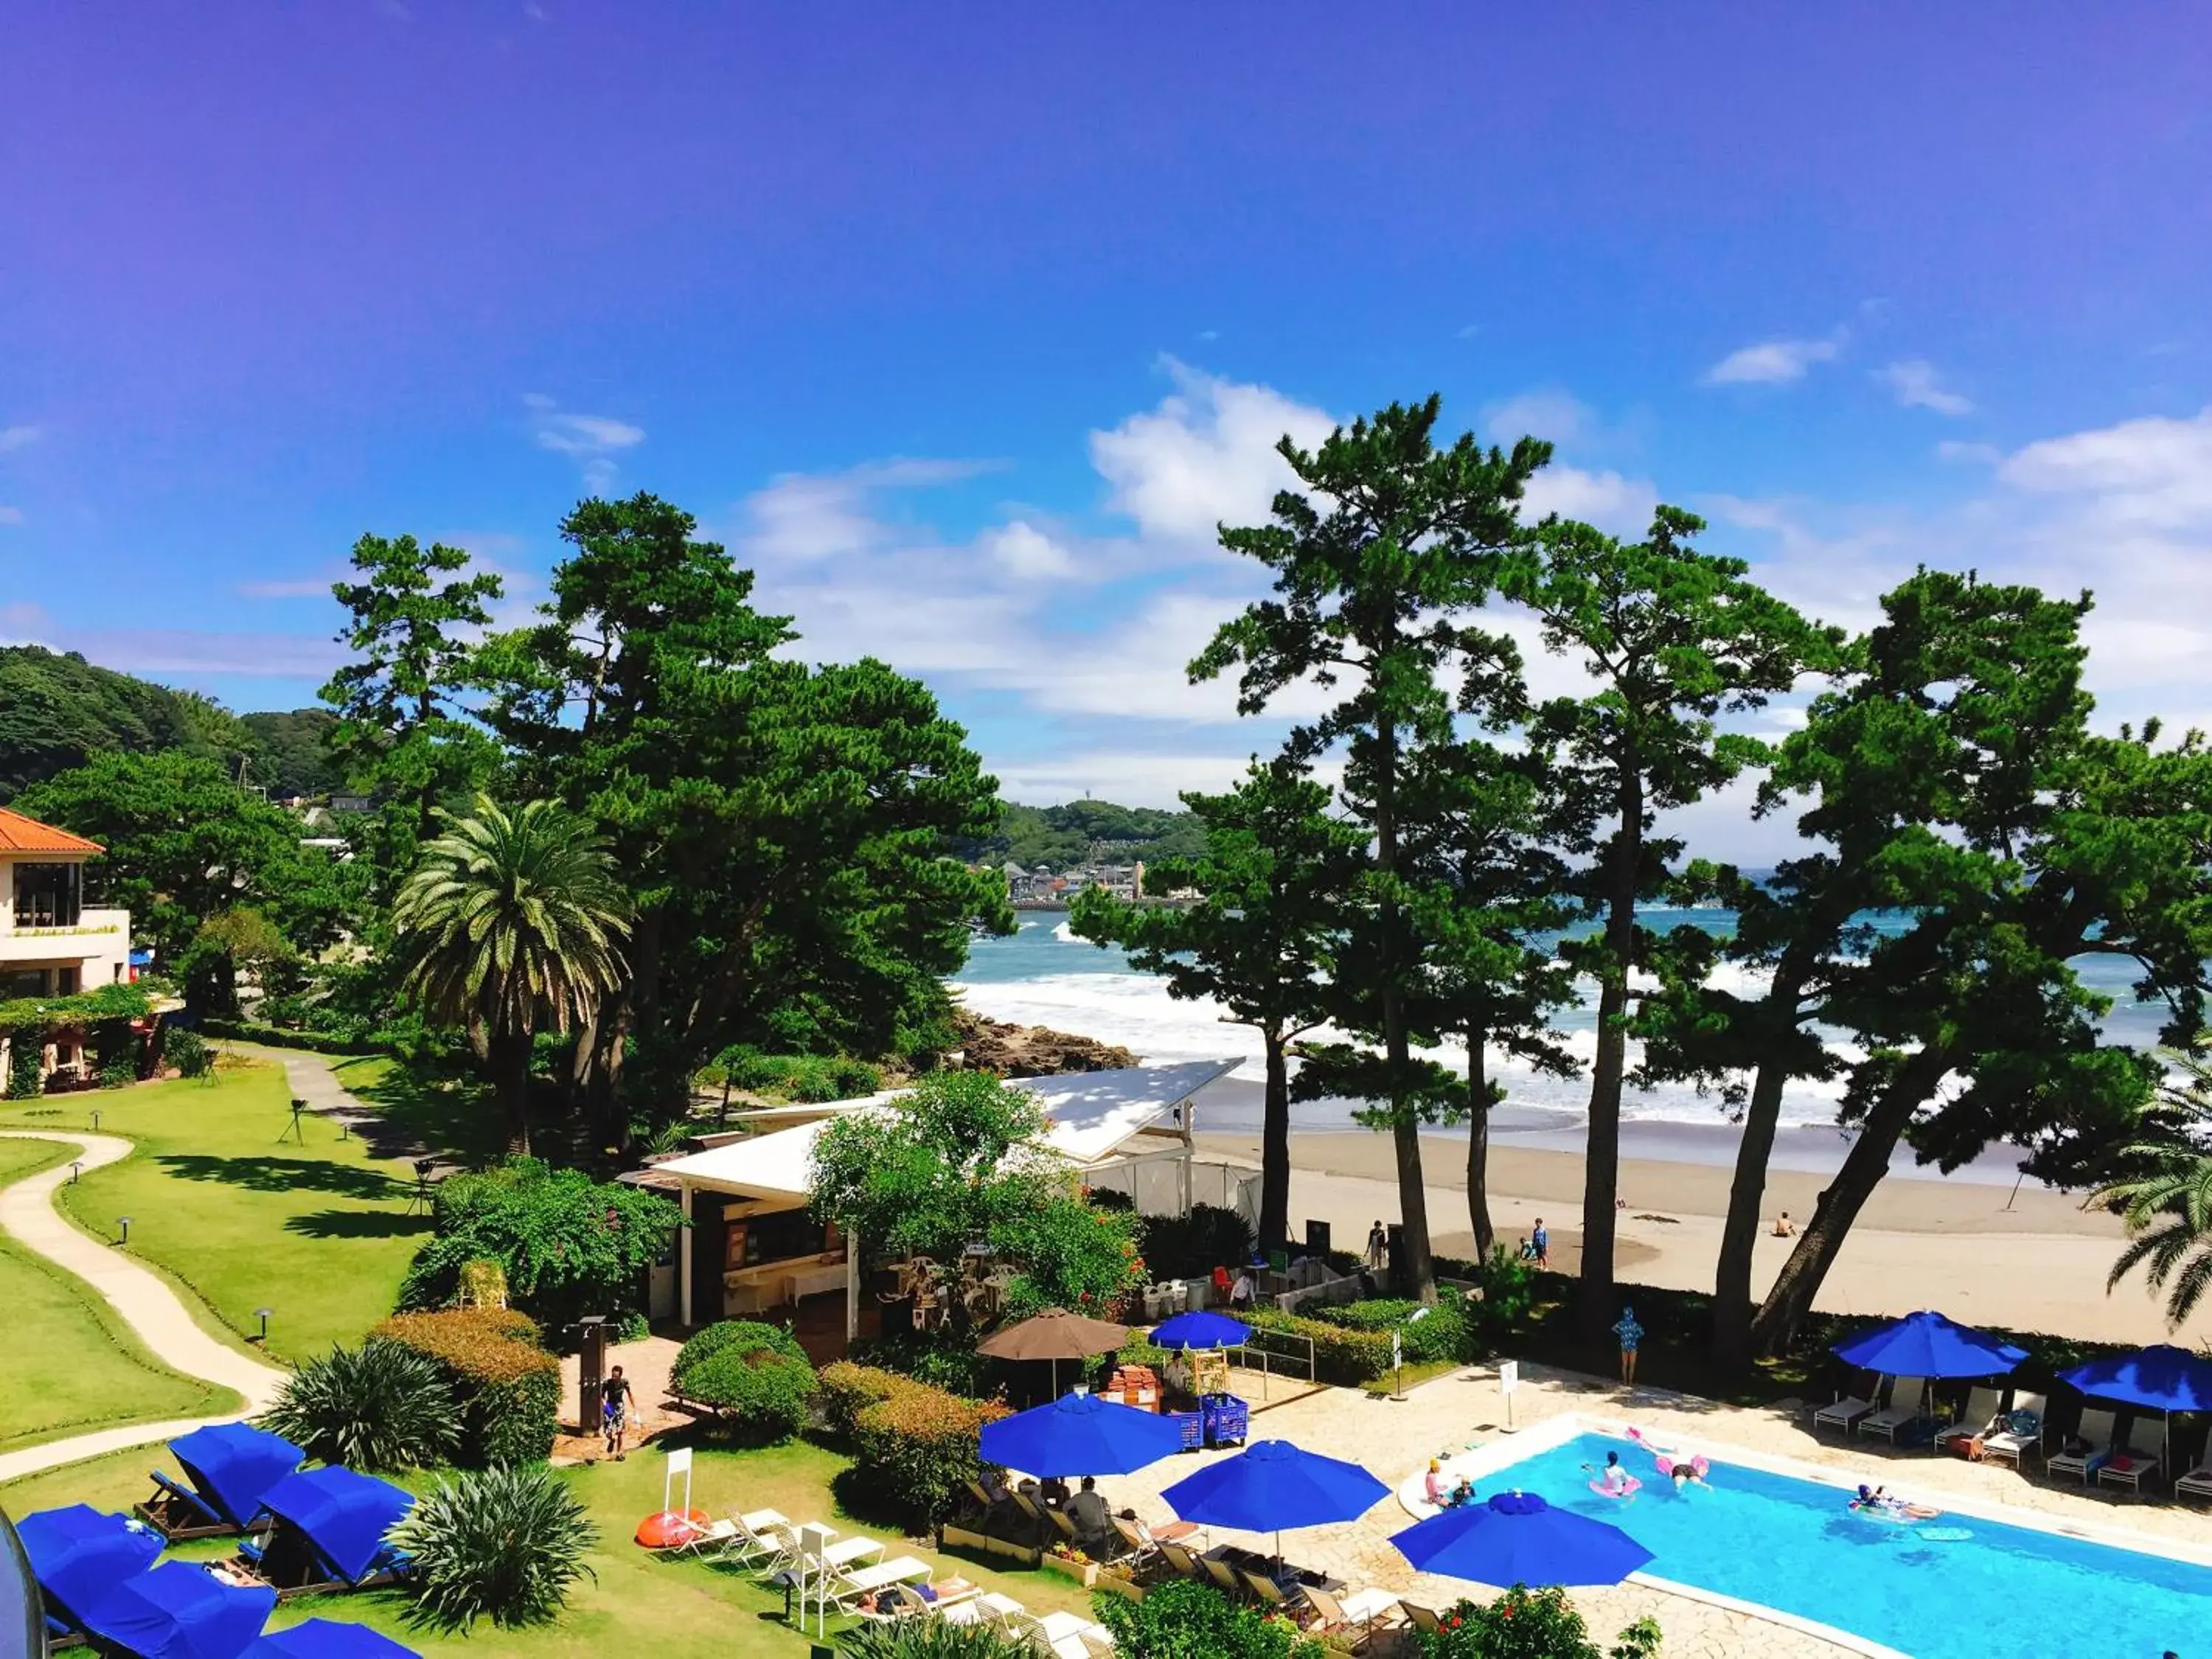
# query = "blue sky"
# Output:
<box><xmin>4</xmin><ymin>4</ymin><xmax>2209</xmax><ymax>857</ymax></box>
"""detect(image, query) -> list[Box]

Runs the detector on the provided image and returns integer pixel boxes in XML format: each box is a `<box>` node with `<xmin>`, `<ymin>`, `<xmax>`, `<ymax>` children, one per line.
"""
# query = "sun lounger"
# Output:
<box><xmin>1302</xmin><ymin>1585</ymin><xmax>1402</xmax><ymax>1649</ymax></box>
<box><xmin>2046</xmin><ymin>1408</ymin><xmax>2119</xmax><ymax>1484</ymax></box>
<box><xmin>1980</xmin><ymin>1391</ymin><xmax>2046</xmax><ymax>1468</ymax></box>
<box><xmin>664</xmin><ymin>1515</ymin><xmax>739</xmax><ymax>1557</ymax></box>
<box><xmin>1402</xmin><ymin>1604</ymin><xmax>1445</xmax><ymax>1636</ymax></box>
<box><xmin>1814</xmin><ymin>1384</ymin><xmax>1878</xmax><ymax>1435</ymax></box>
<box><xmin>819</xmin><ymin>1534</ymin><xmax>887</xmax><ymax>1572</ymax></box>
<box><xmin>1933</xmin><ymin>1385</ymin><xmax>2006</xmax><ymax>1454</ymax></box>
<box><xmin>2176</xmin><ymin>1461</ymin><xmax>2212</xmax><ymax>1504</ymax></box>
<box><xmin>1156</xmin><ymin>1541</ymin><xmax>1206</xmax><ymax>1582</ymax></box>
<box><xmin>1242</xmin><ymin>1569</ymin><xmax>1297</xmax><ymax>1611</ymax></box>
<box><xmin>1858</xmin><ymin>1376</ymin><xmax>1928</xmax><ymax>1442</ymax></box>
<box><xmin>716</xmin><ymin>1508</ymin><xmax>793</xmax><ymax>1569</ymax></box>
<box><xmin>970</xmin><ymin>1590</ymin><xmax>1029</xmax><ymax>1630</ymax></box>
<box><xmin>827</xmin><ymin>1554</ymin><xmax>931</xmax><ymax>1611</ymax></box>
<box><xmin>2097</xmin><ymin>1416</ymin><xmax>2168</xmax><ymax>1494</ymax></box>
<box><xmin>1203</xmin><ymin>1556</ymin><xmax>1248</xmax><ymax>1600</ymax></box>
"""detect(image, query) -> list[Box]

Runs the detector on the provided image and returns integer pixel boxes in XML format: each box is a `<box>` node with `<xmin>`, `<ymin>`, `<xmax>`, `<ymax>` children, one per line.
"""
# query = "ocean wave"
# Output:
<box><xmin>946</xmin><ymin>968</ymin><xmax>1854</xmax><ymax>1130</ymax></box>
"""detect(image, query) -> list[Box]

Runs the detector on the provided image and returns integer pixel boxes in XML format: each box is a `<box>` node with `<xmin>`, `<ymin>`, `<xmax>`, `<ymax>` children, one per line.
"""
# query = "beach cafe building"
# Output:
<box><xmin>651</xmin><ymin>1059</ymin><xmax>1242</xmax><ymax>1344</ymax></box>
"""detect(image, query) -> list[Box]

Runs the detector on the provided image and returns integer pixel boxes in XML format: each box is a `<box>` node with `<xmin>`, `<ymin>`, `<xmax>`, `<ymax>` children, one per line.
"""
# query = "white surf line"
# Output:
<box><xmin>0</xmin><ymin>1130</ymin><xmax>286</xmax><ymax>1483</ymax></box>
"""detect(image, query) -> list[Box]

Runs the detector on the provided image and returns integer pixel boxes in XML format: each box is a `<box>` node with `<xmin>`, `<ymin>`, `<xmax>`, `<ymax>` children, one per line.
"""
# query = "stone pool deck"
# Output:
<box><xmin>1105</xmin><ymin>1360</ymin><xmax>2212</xmax><ymax>1659</ymax></box>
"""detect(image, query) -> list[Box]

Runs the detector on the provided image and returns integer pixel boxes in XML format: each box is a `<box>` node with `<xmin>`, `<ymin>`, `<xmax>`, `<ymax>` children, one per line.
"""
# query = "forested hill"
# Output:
<box><xmin>956</xmin><ymin>799</ymin><xmax>1207</xmax><ymax>867</ymax></box>
<box><xmin>0</xmin><ymin>645</ymin><xmax>340</xmax><ymax>800</ymax></box>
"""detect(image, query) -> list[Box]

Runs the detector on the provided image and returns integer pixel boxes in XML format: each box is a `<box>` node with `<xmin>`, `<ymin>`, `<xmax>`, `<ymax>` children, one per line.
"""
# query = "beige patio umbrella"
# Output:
<box><xmin>977</xmin><ymin>1307</ymin><xmax>1131</xmax><ymax>1398</ymax></box>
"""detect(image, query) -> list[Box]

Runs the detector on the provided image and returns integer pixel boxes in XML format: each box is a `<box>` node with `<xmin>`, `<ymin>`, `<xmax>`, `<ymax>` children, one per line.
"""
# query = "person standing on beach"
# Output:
<box><xmin>1531</xmin><ymin>1218</ymin><xmax>1549</xmax><ymax>1268</ymax></box>
<box><xmin>1612</xmin><ymin>1305</ymin><xmax>1644</xmax><ymax>1386</ymax></box>
<box><xmin>1366</xmin><ymin>1220</ymin><xmax>1388</xmax><ymax>1271</ymax></box>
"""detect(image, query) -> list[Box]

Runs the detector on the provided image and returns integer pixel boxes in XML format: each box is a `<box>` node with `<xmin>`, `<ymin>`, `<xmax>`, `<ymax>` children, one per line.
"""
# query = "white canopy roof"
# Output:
<box><xmin>656</xmin><ymin>1059</ymin><xmax>1237</xmax><ymax>1204</ymax></box>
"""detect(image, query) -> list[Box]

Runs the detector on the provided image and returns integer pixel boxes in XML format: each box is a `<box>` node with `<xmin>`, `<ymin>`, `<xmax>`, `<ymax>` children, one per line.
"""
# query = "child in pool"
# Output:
<box><xmin>1850</xmin><ymin>1484</ymin><xmax>1941</xmax><ymax>1521</ymax></box>
<box><xmin>1448</xmin><ymin>1475</ymin><xmax>1477</xmax><ymax>1509</ymax></box>
<box><xmin>1594</xmin><ymin>1452</ymin><xmax>1638</xmax><ymax>1498</ymax></box>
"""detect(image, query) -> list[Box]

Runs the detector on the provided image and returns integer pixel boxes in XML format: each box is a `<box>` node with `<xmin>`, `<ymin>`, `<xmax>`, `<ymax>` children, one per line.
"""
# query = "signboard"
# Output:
<box><xmin>1498</xmin><ymin>1360</ymin><xmax>1519</xmax><ymax>1394</ymax></box>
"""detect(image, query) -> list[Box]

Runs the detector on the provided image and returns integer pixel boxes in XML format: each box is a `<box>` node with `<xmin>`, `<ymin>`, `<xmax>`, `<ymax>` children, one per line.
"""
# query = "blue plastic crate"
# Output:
<box><xmin>1169</xmin><ymin>1410</ymin><xmax>1204</xmax><ymax>1450</ymax></box>
<box><xmin>1200</xmin><ymin>1394</ymin><xmax>1248</xmax><ymax>1447</ymax></box>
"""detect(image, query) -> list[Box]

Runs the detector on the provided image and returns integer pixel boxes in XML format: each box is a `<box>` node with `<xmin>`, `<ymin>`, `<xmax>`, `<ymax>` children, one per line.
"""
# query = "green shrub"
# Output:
<box><xmin>394</xmin><ymin>1464</ymin><xmax>597</xmax><ymax>1631</ymax></box>
<box><xmin>1461</xmin><ymin>1245</ymin><xmax>1537</xmax><ymax>1357</ymax></box>
<box><xmin>160</xmin><ymin>1024</ymin><xmax>215</xmax><ymax>1079</ymax></box>
<box><xmin>197</xmin><ymin>1017</ymin><xmax>385</xmax><ymax>1056</ymax></box>
<box><xmin>818</xmin><ymin>1360</ymin><xmax>900</xmax><ymax>1444</ymax></box>
<box><xmin>1242</xmin><ymin>1307</ymin><xmax>1397</xmax><ymax>1385</ymax></box>
<box><xmin>1093</xmin><ymin>1578</ymin><xmax>1326</xmax><ymax>1659</ymax></box>
<box><xmin>841</xmin><ymin>1621</ymin><xmax>1035</xmax><ymax>1659</ymax></box>
<box><xmin>400</xmin><ymin>1156</ymin><xmax>684</xmax><ymax>1332</ymax></box>
<box><xmin>672</xmin><ymin>1321</ymin><xmax>817</xmax><ymax>1442</ymax></box>
<box><xmin>258</xmin><ymin>1339</ymin><xmax>459</xmax><ymax>1472</ymax></box>
<box><xmin>1309</xmin><ymin>1297</ymin><xmax>1469</xmax><ymax>1364</ymax></box>
<box><xmin>373</xmin><ymin>1308</ymin><xmax>560</xmax><ymax>1467</ymax></box>
<box><xmin>1417</xmin><ymin>1587</ymin><xmax>1660</xmax><ymax>1659</ymax></box>
<box><xmin>850</xmin><ymin>1329</ymin><xmax>1001</xmax><ymax>1398</ymax></box>
<box><xmin>1136</xmin><ymin>1202</ymin><xmax>1253</xmax><ymax>1280</ymax></box>
<box><xmin>6</xmin><ymin>1033</ymin><xmax>44</xmax><ymax>1099</ymax></box>
<box><xmin>827</xmin><ymin>1363</ymin><xmax>1008</xmax><ymax>1529</ymax></box>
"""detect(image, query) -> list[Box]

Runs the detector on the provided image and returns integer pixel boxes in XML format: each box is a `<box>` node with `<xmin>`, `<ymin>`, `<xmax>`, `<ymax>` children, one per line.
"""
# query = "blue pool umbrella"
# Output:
<box><xmin>981</xmin><ymin>1390</ymin><xmax>1189</xmax><ymax>1477</ymax></box>
<box><xmin>2059</xmin><ymin>1344</ymin><xmax>2212</xmax><ymax>1413</ymax></box>
<box><xmin>251</xmin><ymin>1469</ymin><xmax>414</xmax><ymax>1585</ymax></box>
<box><xmin>1164</xmin><ymin>1439</ymin><xmax>1389</xmax><ymax>1562</ymax></box>
<box><xmin>1831</xmin><ymin>1311</ymin><xmax>2029</xmax><ymax>1379</ymax></box>
<box><xmin>1391</xmin><ymin>1490</ymin><xmax>1654</xmax><ymax>1588</ymax></box>
<box><xmin>246</xmin><ymin>1619</ymin><xmax>421</xmax><ymax>1658</ymax></box>
<box><xmin>81</xmin><ymin>1561</ymin><xmax>276</xmax><ymax>1659</ymax></box>
<box><xmin>165</xmin><ymin>1424</ymin><xmax>306</xmax><ymax>1530</ymax></box>
<box><xmin>18</xmin><ymin>1503</ymin><xmax>163</xmax><ymax>1624</ymax></box>
<box><xmin>1150</xmin><ymin>1310</ymin><xmax>1251</xmax><ymax>1350</ymax></box>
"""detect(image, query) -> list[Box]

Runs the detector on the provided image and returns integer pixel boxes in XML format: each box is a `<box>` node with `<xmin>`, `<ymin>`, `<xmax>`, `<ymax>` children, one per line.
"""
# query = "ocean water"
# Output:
<box><xmin>950</xmin><ymin>911</ymin><xmax>2162</xmax><ymax>1161</ymax></box>
<box><xmin>1478</xmin><ymin>1431</ymin><xmax>2212</xmax><ymax>1659</ymax></box>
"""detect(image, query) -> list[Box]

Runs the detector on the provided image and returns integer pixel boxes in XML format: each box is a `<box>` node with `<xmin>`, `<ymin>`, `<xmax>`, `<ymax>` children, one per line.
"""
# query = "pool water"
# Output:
<box><xmin>1482</xmin><ymin>1432</ymin><xmax>2212</xmax><ymax>1659</ymax></box>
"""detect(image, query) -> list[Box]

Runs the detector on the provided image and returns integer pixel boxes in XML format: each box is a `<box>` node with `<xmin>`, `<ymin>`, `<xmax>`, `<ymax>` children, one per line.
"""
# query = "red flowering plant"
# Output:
<box><xmin>1417</xmin><ymin>1587</ymin><xmax>1660</xmax><ymax>1659</ymax></box>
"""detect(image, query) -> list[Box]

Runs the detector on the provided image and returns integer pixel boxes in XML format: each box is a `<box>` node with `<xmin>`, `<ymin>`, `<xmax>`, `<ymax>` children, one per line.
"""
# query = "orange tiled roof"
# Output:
<box><xmin>0</xmin><ymin>807</ymin><xmax>102</xmax><ymax>855</ymax></box>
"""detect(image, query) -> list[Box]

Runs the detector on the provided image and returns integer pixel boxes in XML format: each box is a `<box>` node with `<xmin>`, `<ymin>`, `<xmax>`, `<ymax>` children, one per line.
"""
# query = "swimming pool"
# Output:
<box><xmin>1466</xmin><ymin>1427</ymin><xmax>2212</xmax><ymax>1659</ymax></box>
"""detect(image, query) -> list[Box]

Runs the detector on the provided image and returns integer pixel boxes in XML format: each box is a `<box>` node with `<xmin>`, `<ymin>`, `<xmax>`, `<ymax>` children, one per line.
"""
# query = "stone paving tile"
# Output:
<box><xmin>1103</xmin><ymin>1361</ymin><xmax>2212</xmax><ymax>1657</ymax></box>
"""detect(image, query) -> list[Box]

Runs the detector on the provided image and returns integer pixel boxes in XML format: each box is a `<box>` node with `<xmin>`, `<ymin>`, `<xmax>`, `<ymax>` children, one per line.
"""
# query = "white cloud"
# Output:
<box><xmin>522</xmin><ymin>394</ymin><xmax>644</xmax><ymax>493</ymax></box>
<box><xmin>1088</xmin><ymin>358</ymin><xmax>1335</xmax><ymax>545</ymax></box>
<box><xmin>1997</xmin><ymin>406</ymin><xmax>2212</xmax><ymax>530</ymax></box>
<box><xmin>984</xmin><ymin>521</ymin><xmax>1081</xmax><ymax>580</ymax></box>
<box><xmin>1704</xmin><ymin>337</ymin><xmax>1841</xmax><ymax>386</ymax></box>
<box><xmin>1878</xmin><ymin>359</ymin><xmax>1974</xmax><ymax>416</ymax></box>
<box><xmin>0</xmin><ymin>425</ymin><xmax>41</xmax><ymax>453</ymax></box>
<box><xmin>55</xmin><ymin>628</ymin><xmax>346</xmax><ymax>678</ymax></box>
<box><xmin>1523</xmin><ymin>465</ymin><xmax>1658</xmax><ymax>535</ymax></box>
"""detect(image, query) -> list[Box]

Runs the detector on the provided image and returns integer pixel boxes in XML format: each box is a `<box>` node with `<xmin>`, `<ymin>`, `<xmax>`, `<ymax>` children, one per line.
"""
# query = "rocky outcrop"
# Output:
<box><xmin>949</xmin><ymin>1009</ymin><xmax>1138</xmax><ymax>1076</ymax></box>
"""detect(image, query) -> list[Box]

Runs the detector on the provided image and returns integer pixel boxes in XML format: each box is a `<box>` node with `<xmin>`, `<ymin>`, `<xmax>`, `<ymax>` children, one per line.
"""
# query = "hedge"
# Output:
<box><xmin>1307</xmin><ymin>1296</ymin><xmax>1470</xmax><ymax>1364</ymax></box>
<box><xmin>818</xmin><ymin>1362</ymin><xmax>1009</xmax><ymax>1530</ymax></box>
<box><xmin>672</xmin><ymin>1321</ymin><xmax>818</xmax><ymax>1443</ymax></box>
<box><xmin>198</xmin><ymin>1018</ymin><xmax>387</xmax><ymax>1057</ymax></box>
<box><xmin>1241</xmin><ymin>1307</ymin><xmax>1397</xmax><ymax>1385</ymax></box>
<box><xmin>372</xmin><ymin>1308</ymin><xmax>561</xmax><ymax>1467</ymax></box>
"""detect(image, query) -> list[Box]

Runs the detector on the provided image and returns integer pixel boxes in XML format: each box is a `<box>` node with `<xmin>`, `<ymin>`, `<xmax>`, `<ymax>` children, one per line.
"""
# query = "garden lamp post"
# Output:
<box><xmin>116</xmin><ymin>1216</ymin><xmax>131</xmax><ymax>1246</ymax></box>
<box><xmin>254</xmin><ymin>1308</ymin><xmax>273</xmax><ymax>1344</ymax></box>
<box><xmin>90</xmin><ymin>1107</ymin><xmax>100</xmax><ymax>1132</ymax></box>
<box><xmin>69</xmin><ymin>1161</ymin><xmax>81</xmax><ymax>1183</ymax></box>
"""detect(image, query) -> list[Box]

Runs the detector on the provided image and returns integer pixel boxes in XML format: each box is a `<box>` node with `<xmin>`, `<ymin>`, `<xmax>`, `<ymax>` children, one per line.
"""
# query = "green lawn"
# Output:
<box><xmin>1</xmin><ymin>1435</ymin><xmax>1097</xmax><ymax>1658</ymax></box>
<box><xmin>0</xmin><ymin>1138</ymin><xmax>237</xmax><ymax>1450</ymax></box>
<box><xmin>0</xmin><ymin>1061</ymin><xmax>430</xmax><ymax>1363</ymax></box>
<box><xmin>329</xmin><ymin>1052</ymin><xmax>507</xmax><ymax>1167</ymax></box>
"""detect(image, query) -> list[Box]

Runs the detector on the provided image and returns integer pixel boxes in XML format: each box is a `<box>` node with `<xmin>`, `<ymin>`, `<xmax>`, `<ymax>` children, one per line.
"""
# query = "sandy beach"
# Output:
<box><xmin>1192</xmin><ymin>1129</ymin><xmax>2200</xmax><ymax>1346</ymax></box>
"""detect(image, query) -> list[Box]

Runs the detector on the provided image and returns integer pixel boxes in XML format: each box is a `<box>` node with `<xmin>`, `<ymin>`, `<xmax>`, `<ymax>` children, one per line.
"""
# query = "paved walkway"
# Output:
<box><xmin>218</xmin><ymin>1040</ymin><xmax>448</xmax><ymax>1168</ymax></box>
<box><xmin>0</xmin><ymin>1130</ymin><xmax>288</xmax><ymax>1483</ymax></box>
<box><xmin>1105</xmin><ymin>1361</ymin><xmax>2212</xmax><ymax>1659</ymax></box>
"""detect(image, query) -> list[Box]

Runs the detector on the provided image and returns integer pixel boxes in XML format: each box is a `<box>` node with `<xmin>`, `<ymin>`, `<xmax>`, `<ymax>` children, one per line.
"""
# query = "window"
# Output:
<box><xmin>12</xmin><ymin>863</ymin><xmax>82</xmax><ymax>929</ymax></box>
<box><xmin>0</xmin><ymin>968</ymin><xmax>51</xmax><ymax>999</ymax></box>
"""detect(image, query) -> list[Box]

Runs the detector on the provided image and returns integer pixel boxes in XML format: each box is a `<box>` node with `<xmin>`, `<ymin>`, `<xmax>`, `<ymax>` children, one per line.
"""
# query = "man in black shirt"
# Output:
<box><xmin>602</xmin><ymin>1364</ymin><xmax>634</xmax><ymax>1461</ymax></box>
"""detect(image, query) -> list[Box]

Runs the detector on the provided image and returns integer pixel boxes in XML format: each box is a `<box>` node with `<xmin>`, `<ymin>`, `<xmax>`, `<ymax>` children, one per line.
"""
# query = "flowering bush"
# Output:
<box><xmin>372</xmin><ymin>1307</ymin><xmax>560</xmax><ymax>1467</ymax></box>
<box><xmin>1417</xmin><ymin>1587</ymin><xmax>1661</xmax><ymax>1659</ymax></box>
<box><xmin>1091</xmin><ymin>1578</ymin><xmax>1327</xmax><ymax>1659</ymax></box>
<box><xmin>821</xmin><ymin>1361</ymin><xmax>1009</xmax><ymax>1528</ymax></box>
<box><xmin>994</xmin><ymin>1195</ymin><xmax>1145</xmax><ymax>1321</ymax></box>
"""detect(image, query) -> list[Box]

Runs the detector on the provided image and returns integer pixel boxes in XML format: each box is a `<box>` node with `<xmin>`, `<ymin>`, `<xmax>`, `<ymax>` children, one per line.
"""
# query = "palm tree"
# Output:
<box><xmin>394</xmin><ymin>795</ymin><xmax>630</xmax><ymax>1155</ymax></box>
<box><xmin>2095</xmin><ymin>1045</ymin><xmax>2212</xmax><ymax>1327</ymax></box>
